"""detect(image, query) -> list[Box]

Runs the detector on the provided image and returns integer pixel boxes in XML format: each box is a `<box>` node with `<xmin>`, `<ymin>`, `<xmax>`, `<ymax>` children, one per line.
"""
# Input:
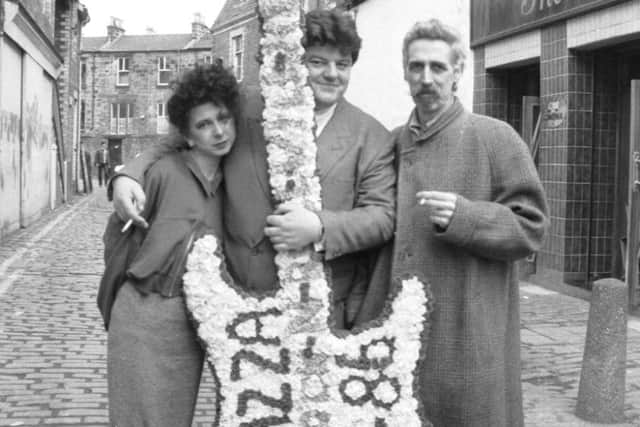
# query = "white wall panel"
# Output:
<box><xmin>0</xmin><ymin>39</ymin><xmax>23</xmax><ymax>237</ymax></box>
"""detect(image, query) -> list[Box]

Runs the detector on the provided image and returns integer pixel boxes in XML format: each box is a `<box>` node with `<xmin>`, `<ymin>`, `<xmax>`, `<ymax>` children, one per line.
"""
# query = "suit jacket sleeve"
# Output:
<box><xmin>316</xmin><ymin>126</ymin><xmax>396</xmax><ymax>261</ymax></box>
<box><xmin>436</xmin><ymin>121</ymin><xmax>549</xmax><ymax>261</ymax></box>
<box><xmin>106</xmin><ymin>138</ymin><xmax>175</xmax><ymax>201</ymax></box>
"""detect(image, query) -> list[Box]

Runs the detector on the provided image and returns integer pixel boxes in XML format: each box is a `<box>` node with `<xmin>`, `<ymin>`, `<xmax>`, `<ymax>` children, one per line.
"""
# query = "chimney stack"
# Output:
<box><xmin>107</xmin><ymin>16</ymin><xmax>125</xmax><ymax>42</ymax></box>
<box><xmin>191</xmin><ymin>12</ymin><xmax>209</xmax><ymax>39</ymax></box>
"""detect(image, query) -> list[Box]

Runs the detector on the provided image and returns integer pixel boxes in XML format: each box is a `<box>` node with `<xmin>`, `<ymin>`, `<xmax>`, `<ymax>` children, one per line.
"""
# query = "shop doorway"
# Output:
<box><xmin>617</xmin><ymin>50</ymin><xmax>640</xmax><ymax>308</ymax></box>
<box><xmin>507</xmin><ymin>64</ymin><xmax>540</xmax><ymax>276</ymax></box>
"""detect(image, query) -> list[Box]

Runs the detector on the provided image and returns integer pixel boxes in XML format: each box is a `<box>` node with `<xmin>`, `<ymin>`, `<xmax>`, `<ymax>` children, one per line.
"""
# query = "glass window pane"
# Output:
<box><xmin>158</xmin><ymin>70</ymin><xmax>171</xmax><ymax>85</ymax></box>
<box><xmin>118</xmin><ymin>71</ymin><xmax>129</xmax><ymax>85</ymax></box>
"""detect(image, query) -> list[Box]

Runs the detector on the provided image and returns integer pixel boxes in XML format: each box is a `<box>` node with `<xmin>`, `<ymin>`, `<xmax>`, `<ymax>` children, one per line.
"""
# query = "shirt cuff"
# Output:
<box><xmin>313</xmin><ymin>216</ymin><xmax>325</xmax><ymax>253</ymax></box>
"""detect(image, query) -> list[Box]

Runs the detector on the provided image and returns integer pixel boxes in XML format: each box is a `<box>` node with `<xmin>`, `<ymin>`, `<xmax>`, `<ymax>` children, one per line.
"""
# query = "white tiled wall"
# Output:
<box><xmin>484</xmin><ymin>29</ymin><xmax>541</xmax><ymax>69</ymax></box>
<box><xmin>568</xmin><ymin>0</ymin><xmax>640</xmax><ymax>48</ymax></box>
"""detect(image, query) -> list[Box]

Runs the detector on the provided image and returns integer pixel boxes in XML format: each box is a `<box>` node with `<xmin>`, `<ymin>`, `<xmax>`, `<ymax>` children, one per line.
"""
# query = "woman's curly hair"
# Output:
<box><xmin>167</xmin><ymin>63</ymin><xmax>240</xmax><ymax>135</ymax></box>
<box><xmin>302</xmin><ymin>9</ymin><xmax>362</xmax><ymax>64</ymax></box>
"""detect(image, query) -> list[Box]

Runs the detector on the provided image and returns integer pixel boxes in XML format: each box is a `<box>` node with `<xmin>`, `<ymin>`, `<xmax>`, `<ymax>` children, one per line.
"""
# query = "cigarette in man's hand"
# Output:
<box><xmin>121</xmin><ymin>219</ymin><xmax>133</xmax><ymax>233</ymax></box>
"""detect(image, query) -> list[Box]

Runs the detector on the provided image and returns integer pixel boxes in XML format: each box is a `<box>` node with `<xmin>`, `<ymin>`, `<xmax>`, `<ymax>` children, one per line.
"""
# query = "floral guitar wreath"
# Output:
<box><xmin>183</xmin><ymin>0</ymin><xmax>433</xmax><ymax>425</ymax></box>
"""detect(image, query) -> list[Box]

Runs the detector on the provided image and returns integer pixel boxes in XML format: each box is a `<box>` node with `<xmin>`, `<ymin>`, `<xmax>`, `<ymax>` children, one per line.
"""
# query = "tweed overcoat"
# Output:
<box><xmin>392</xmin><ymin>100</ymin><xmax>548</xmax><ymax>426</ymax></box>
<box><xmin>116</xmin><ymin>98</ymin><xmax>395</xmax><ymax>324</ymax></box>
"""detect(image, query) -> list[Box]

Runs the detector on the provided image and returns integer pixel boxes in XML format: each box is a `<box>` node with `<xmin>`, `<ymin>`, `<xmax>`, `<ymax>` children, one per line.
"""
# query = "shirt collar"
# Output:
<box><xmin>408</xmin><ymin>97</ymin><xmax>464</xmax><ymax>141</ymax></box>
<box><xmin>181</xmin><ymin>150</ymin><xmax>222</xmax><ymax>197</ymax></box>
<box><xmin>409</xmin><ymin>105</ymin><xmax>449</xmax><ymax>136</ymax></box>
<box><xmin>314</xmin><ymin>103</ymin><xmax>338</xmax><ymax>137</ymax></box>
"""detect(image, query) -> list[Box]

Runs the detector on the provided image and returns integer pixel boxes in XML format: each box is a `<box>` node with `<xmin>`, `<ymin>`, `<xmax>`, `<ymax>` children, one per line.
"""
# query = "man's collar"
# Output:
<box><xmin>408</xmin><ymin>97</ymin><xmax>464</xmax><ymax>140</ymax></box>
<box><xmin>314</xmin><ymin>102</ymin><xmax>338</xmax><ymax>136</ymax></box>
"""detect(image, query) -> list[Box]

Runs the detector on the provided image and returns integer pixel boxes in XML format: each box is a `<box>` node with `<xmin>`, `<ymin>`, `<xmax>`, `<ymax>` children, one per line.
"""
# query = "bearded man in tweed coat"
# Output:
<box><xmin>391</xmin><ymin>19</ymin><xmax>549</xmax><ymax>426</ymax></box>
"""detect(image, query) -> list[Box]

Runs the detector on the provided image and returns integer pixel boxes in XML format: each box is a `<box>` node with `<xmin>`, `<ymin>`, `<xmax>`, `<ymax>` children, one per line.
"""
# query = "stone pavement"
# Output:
<box><xmin>0</xmin><ymin>187</ymin><xmax>638</xmax><ymax>426</ymax></box>
<box><xmin>520</xmin><ymin>283</ymin><xmax>640</xmax><ymax>427</ymax></box>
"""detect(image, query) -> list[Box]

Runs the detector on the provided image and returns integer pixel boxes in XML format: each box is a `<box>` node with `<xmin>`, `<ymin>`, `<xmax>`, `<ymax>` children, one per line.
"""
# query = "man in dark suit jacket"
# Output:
<box><xmin>95</xmin><ymin>141</ymin><xmax>110</xmax><ymax>186</ymax></box>
<box><xmin>110</xmin><ymin>9</ymin><xmax>394</xmax><ymax>329</ymax></box>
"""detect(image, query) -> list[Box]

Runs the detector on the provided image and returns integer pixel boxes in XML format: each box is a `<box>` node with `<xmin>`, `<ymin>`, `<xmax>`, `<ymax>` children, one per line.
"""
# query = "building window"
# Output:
<box><xmin>230</xmin><ymin>30</ymin><xmax>244</xmax><ymax>81</ymax></box>
<box><xmin>303</xmin><ymin>0</ymin><xmax>321</xmax><ymax>11</ymax></box>
<box><xmin>81</xmin><ymin>62</ymin><xmax>87</xmax><ymax>89</ymax></box>
<box><xmin>110</xmin><ymin>102</ymin><xmax>133</xmax><ymax>134</ymax></box>
<box><xmin>80</xmin><ymin>101</ymin><xmax>85</xmax><ymax>130</ymax></box>
<box><xmin>116</xmin><ymin>57</ymin><xmax>130</xmax><ymax>86</ymax></box>
<box><xmin>157</xmin><ymin>102</ymin><xmax>168</xmax><ymax>134</ymax></box>
<box><xmin>204</xmin><ymin>55</ymin><xmax>212</xmax><ymax>64</ymax></box>
<box><xmin>157</xmin><ymin>56</ymin><xmax>171</xmax><ymax>86</ymax></box>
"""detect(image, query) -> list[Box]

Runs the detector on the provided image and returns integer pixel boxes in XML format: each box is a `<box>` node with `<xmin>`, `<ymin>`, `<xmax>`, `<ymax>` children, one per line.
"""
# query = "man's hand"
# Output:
<box><xmin>113</xmin><ymin>176</ymin><xmax>149</xmax><ymax>229</ymax></box>
<box><xmin>264</xmin><ymin>202</ymin><xmax>323</xmax><ymax>251</ymax></box>
<box><xmin>416</xmin><ymin>190</ymin><xmax>457</xmax><ymax>229</ymax></box>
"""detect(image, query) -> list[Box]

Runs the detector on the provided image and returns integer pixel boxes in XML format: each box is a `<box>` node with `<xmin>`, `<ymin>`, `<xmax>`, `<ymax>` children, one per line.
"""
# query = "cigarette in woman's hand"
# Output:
<box><xmin>121</xmin><ymin>219</ymin><xmax>133</xmax><ymax>233</ymax></box>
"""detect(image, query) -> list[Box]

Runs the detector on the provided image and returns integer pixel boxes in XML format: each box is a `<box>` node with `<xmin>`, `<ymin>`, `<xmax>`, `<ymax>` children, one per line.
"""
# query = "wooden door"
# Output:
<box><xmin>626</xmin><ymin>79</ymin><xmax>640</xmax><ymax>309</ymax></box>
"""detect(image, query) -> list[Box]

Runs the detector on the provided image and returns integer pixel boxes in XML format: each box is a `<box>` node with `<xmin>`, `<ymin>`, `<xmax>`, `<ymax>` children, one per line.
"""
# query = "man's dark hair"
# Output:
<box><xmin>167</xmin><ymin>63</ymin><xmax>240</xmax><ymax>136</ymax></box>
<box><xmin>302</xmin><ymin>9</ymin><xmax>362</xmax><ymax>64</ymax></box>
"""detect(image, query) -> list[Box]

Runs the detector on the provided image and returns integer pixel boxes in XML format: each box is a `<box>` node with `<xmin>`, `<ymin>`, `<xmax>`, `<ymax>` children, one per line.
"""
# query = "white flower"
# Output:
<box><xmin>344</xmin><ymin>379</ymin><xmax>367</xmax><ymax>400</ymax></box>
<box><xmin>373</xmin><ymin>379</ymin><xmax>399</xmax><ymax>404</ymax></box>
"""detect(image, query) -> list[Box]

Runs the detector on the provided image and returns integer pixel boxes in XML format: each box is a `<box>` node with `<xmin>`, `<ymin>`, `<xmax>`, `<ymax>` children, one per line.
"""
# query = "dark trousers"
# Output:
<box><xmin>97</xmin><ymin>164</ymin><xmax>109</xmax><ymax>186</ymax></box>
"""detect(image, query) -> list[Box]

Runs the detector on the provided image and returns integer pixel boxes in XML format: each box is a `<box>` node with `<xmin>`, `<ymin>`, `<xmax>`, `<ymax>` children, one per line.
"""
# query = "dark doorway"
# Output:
<box><xmin>613</xmin><ymin>48</ymin><xmax>640</xmax><ymax>308</ymax></box>
<box><xmin>107</xmin><ymin>138</ymin><xmax>123</xmax><ymax>170</ymax></box>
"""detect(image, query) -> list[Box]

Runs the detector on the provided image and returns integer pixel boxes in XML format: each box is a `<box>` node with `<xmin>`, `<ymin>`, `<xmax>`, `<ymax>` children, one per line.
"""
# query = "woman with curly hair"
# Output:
<box><xmin>105</xmin><ymin>63</ymin><xmax>239</xmax><ymax>427</ymax></box>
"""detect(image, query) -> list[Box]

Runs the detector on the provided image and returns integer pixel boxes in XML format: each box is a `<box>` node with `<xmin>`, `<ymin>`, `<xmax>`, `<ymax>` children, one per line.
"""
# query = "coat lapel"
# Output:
<box><xmin>247</xmin><ymin>118</ymin><xmax>272</xmax><ymax>202</ymax></box>
<box><xmin>316</xmin><ymin>99</ymin><xmax>352</xmax><ymax>182</ymax></box>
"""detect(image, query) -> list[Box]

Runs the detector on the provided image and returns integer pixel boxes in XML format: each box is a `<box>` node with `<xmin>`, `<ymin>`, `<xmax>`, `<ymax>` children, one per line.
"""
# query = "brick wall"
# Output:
<box><xmin>54</xmin><ymin>0</ymin><xmax>76</xmax><ymax>163</ymax></box>
<box><xmin>21</xmin><ymin>0</ymin><xmax>55</xmax><ymax>40</ymax></box>
<box><xmin>212</xmin><ymin>17</ymin><xmax>262</xmax><ymax>107</ymax></box>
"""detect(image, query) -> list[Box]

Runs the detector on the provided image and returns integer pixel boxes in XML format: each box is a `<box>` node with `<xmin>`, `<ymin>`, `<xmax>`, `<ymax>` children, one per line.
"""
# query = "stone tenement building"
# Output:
<box><xmin>80</xmin><ymin>15</ymin><xmax>213</xmax><ymax>166</ymax></box>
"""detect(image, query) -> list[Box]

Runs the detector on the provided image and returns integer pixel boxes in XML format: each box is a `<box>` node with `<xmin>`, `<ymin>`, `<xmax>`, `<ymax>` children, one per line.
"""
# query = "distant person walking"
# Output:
<box><xmin>83</xmin><ymin>147</ymin><xmax>93</xmax><ymax>192</ymax></box>
<box><xmin>95</xmin><ymin>141</ymin><xmax>109</xmax><ymax>186</ymax></box>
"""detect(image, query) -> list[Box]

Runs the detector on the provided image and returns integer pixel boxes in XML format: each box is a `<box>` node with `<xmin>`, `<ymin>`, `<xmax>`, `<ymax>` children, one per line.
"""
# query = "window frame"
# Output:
<box><xmin>157</xmin><ymin>56</ymin><xmax>171</xmax><ymax>86</ymax></box>
<box><xmin>80</xmin><ymin>100</ymin><xmax>86</xmax><ymax>130</ymax></box>
<box><xmin>80</xmin><ymin>62</ymin><xmax>87</xmax><ymax>89</ymax></box>
<box><xmin>156</xmin><ymin>102</ymin><xmax>169</xmax><ymax>134</ymax></box>
<box><xmin>110</xmin><ymin>102</ymin><xmax>133</xmax><ymax>134</ymax></box>
<box><xmin>229</xmin><ymin>29</ymin><xmax>244</xmax><ymax>82</ymax></box>
<box><xmin>116</xmin><ymin>57</ymin><xmax>130</xmax><ymax>87</ymax></box>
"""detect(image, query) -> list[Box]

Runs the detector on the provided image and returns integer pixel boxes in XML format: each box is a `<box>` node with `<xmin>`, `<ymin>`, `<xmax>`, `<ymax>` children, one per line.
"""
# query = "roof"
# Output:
<box><xmin>188</xmin><ymin>33</ymin><xmax>215</xmax><ymax>49</ymax></box>
<box><xmin>344</xmin><ymin>0</ymin><xmax>368</xmax><ymax>8</ymax></box>
<box><xmin>81</xmin><ymin>34</ymin><xmax>212</xmax><ymax>52</ymax></box>
<box><xmin>82</xmin><ymin>36</ymin><xmax>107</xmax><ymax>50</ymax></box>
<box><xmin>212</xmin><ymin>0</ymin><xmax>258</xmax><ymax>30</ymax></box>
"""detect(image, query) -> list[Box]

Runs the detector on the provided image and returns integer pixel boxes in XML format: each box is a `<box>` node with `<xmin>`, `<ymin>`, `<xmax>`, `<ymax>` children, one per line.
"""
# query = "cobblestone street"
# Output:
<box><xmin>0</xmin><ymin>189</ymin><xmax>639</xmax><ymax>426</ymax></box>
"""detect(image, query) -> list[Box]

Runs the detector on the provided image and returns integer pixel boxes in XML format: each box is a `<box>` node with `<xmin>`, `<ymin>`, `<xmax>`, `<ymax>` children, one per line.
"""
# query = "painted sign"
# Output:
<box><xmin>471</xmin><ymin>0</ymin><xmax>627</xmax><ymax>45</ymax></box>
<box><xmin>542</xmin><ymin>97</ymin><xmax>567</xmax><ymax>128</ymax></box>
